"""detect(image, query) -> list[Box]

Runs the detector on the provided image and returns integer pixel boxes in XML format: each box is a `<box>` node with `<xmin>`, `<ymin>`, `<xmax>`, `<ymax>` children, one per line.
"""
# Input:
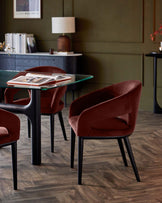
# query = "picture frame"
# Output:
<box><xmin>13</xmin><ymin>0</ymin><xmax>41</xmax><ymax>19</ymax></box>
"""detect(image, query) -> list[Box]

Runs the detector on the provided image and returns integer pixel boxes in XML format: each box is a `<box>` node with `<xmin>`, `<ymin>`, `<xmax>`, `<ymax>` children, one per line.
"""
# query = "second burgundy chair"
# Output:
<box><xmin>4</xmin><ymin>66</ymin><xmax>67</xmax><ymax>152</ymax></box>
<box><xmin>69</xmin><ymin>80</ymin><xmax>142</xmax><ymax>184</ymax></box>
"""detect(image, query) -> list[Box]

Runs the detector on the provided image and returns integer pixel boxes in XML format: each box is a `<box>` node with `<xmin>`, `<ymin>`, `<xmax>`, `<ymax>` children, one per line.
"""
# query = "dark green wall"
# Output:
<box><xmin>1</xmin><ymin>0</ymin><xmax>162</xmax><ymax>111</ymax></box>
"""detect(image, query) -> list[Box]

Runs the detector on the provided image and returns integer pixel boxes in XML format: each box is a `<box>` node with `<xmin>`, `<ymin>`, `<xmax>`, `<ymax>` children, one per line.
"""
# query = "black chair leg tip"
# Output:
<box><xmin>78</xmin><ymin>177</ymin><xmax>82</xmax><ymax>185</ymax></box>
<box><xmin>70</xmin><ymin>163</ymin><xmax>74</xmax><ymax>168</ymax></box>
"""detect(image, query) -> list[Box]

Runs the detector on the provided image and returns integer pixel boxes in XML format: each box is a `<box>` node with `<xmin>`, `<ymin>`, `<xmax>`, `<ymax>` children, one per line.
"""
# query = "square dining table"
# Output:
<box><xmin>0</xmin><ymin>70</ymin><xmax>93</xmax><ymax>165</ymax></box>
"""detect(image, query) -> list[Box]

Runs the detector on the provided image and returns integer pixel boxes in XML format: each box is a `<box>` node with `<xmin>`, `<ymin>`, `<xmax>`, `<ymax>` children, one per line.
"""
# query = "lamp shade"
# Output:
<box><xmin>52</xmin><ymin>17</ymin><xmax>75</xmax><ymax>34</ymax></box>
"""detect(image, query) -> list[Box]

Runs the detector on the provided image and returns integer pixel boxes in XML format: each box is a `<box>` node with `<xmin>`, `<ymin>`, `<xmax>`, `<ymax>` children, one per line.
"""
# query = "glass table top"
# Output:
<box><xmin>0</xmin><ymin>70</ymin><xmax>93</xmax><ymax>90</ymax></box>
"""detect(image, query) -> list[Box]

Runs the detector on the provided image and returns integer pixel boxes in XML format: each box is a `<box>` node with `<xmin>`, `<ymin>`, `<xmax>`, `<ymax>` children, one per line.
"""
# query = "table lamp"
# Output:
<box><xmin>52</xmin><ymin>17</ymin><xmax>75</xmax><ymax>52</ymax></box>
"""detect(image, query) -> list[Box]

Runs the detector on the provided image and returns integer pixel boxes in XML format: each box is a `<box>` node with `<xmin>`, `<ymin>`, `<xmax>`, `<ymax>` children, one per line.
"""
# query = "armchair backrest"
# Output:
<box><xmin>26</xmin><ymin>66</ymin><xmax>67</xmax><ymax>111</ymax></box>
<box><xmin>26</xmin><ymin>66</ymin><xmax>66</xmax><ymax>74</ymax></box>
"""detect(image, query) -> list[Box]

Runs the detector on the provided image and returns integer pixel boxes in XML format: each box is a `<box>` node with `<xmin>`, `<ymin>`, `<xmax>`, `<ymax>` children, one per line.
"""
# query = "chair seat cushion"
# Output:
<box><xmin>0</xmin><ymin>127</ymin><xmax>9</xmax><ymax>137</ymax></box>
<box><xmin>69</xmin><ymin>115</ymin><xmax>130</xmax><ymax>137</ymax></box>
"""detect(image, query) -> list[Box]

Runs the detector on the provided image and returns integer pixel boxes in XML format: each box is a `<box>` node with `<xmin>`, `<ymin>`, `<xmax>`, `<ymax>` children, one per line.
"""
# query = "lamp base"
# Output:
<box><xmin>57</xmin><ymin>35</ymin><xmax>70</xmax><ymax>52</ymax></box>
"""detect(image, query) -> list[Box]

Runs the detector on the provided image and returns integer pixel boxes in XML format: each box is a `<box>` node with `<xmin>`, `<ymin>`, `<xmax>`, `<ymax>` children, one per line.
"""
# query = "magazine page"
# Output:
<box><xmin>25</xmin><ymin>72</ymin><xmax>72</xmax><ymax>82</ymax></box>
<box><xmin>7</xmin><ymin>72</ymin><xmax>72</xmax><ymax>86</ymax></box>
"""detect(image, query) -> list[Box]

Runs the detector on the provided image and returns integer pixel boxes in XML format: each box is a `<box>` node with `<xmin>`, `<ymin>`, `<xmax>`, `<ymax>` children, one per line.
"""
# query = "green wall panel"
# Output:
<box><xmin>73</xmin><ymin>0</ymin><xmax>144</xmax><ymax>43</ymax></box>
<box><xmin>155</xmin><ymin>0</ymin><xmax>162</xmax><ymax>42</ymax></box>
<box><xmin>71</xmin><ymin>0</ymin><xmax>157</xmax><ymax>111</ymax></box>
<box><xmin>82</xmin><ymin>53</ymin><xmax>143</xmax><ymax>84</ymax></box>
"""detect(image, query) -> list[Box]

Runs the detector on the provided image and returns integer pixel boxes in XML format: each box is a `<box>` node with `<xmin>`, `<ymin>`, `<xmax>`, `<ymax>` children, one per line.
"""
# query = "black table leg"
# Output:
<box><xmin>29</xmin><ymin>89</ymin><xmax>41</xmax><ymax>165</ymax></box>
<box><xmin>153</xmin><ymin>56</ymin><xmax>162</xmax><ymax>113</ymax></box>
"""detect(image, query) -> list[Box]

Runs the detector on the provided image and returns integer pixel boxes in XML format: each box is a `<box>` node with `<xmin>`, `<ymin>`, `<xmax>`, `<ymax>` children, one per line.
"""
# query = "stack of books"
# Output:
<box><xmin>5</xmin><ymin>33</ymin><xmax>37</xmax><ymax>54</ymax></box>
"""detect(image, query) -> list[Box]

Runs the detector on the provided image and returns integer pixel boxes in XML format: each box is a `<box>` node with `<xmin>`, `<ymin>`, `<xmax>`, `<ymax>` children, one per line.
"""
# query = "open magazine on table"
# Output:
<box><xmin>7</xmin><ymin>72</ymin><xmax>72</xmax><ymax>87</ymax></box>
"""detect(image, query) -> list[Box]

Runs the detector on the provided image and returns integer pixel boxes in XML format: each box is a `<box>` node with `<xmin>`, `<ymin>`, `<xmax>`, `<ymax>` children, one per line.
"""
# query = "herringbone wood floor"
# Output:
<box><xmin>1</xmin><ymin>108</ymin><xmax>162</xmax><ymax>202</ymax></box>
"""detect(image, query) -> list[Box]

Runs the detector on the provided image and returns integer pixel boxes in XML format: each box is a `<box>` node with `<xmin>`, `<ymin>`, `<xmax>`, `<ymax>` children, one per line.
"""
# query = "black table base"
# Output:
<box><xmin>0</xmin><ymin>89</ymin><xmax>41</xmax><ymax>165</ymax></box>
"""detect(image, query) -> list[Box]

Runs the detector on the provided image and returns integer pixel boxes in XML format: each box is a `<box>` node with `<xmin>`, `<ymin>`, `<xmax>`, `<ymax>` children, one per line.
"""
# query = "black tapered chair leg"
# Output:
<box><xmin>124</xmin><ymin>137</ymin><xmax>140</xmax><ymax>182</ymax></box>
<box><xmin>78</xmin><ymin>137</ymin><xmax>84</xmax><ymax>185</ymax></box>
<box><xmin>27</xmin><ymin>118</ymin><xmax>31</xmax><ymax>138</ymax></box>
<box><xmin>118</xmin><ymin>138</ymin><xmax>128</xmax><ymax>167</ymax></box>
<box><xmin>50</xmin><ymin>114</ymin><xmax>55</xmax><ymax>153</ymax></box>
<box><xmin>11</xmin><ymin>142</ymin><xmax>17</xmax><ymax>190</ymax></box>
<box><xmin>71</xmin><ymin>128</ymin><xmax>76</xmax><ymax>168</ymax></box>
<box><xmin>58</xmin><ymin>111</ymin><xmax>67</xmax><ymax>141</ymax></box>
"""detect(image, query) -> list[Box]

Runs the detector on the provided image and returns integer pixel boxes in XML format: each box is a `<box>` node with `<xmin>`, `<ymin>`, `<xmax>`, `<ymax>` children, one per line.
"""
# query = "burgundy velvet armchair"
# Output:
<box><xmin>69</xmin><ymin>80</ymin><xmax>142</xmax><ymax>184</ymax></box>
<box><xmin>0</xmin><ymin>108</ymin><xmax>20</xmax><ymax>190</ymax></box>
<box><xmin>4</xmin><ymin>66</ymin><xmax>67</xmax><ymax>152</ymax></box>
